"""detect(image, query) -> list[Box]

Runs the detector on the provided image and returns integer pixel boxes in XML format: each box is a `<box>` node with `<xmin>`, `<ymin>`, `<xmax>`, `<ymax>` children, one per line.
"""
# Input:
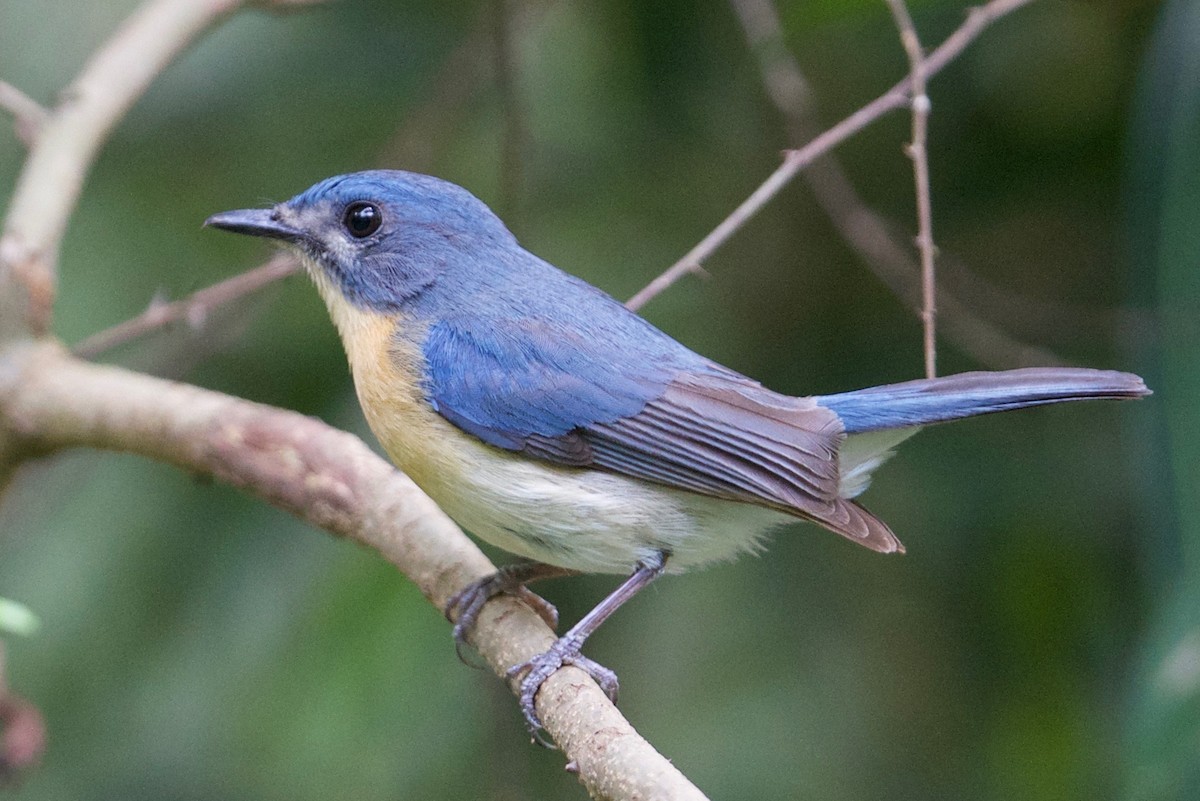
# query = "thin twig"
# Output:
<box><xmin>86</xmin><ymin>4</ymin><xmax>508</xmax><ymax>359</ymax></box>
<box><xmin>0</xmin><ymin>0</ymin><xmax>257</xmax><ymax>343</ymax></box>
<box><xmin>625</xmin><ymin>89</ymin><xmax>908</xmax><ymax>311</ymax></box>
<box><xmin>0</xmin><ymin>81</ymin><xmax>47</xmax><ymax>147</ymax></box>
<box><xmin>627</xmin><ymin>0</ymin><xmax>1034</xmax><ymax>312</ymax></box>
<box><xmin>886</xmin><ymin>0</ymin><xmax>938</xmax><ymax>378</ymax></box>
<box><xmin>72</xmin><ymin>254</ymin><xmax>300</xmax><ymax>359</ymax></box>
<box><xmin>729</xmin><ymin>0</ymin><xmax>1061</xmax><ymax>369</ymax></box>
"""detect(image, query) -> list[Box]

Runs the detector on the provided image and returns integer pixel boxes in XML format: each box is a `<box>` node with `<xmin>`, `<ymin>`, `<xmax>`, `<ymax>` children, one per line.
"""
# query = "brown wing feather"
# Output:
<box><xmin>524</xmin><ymin>371</ymin><xmax>904</xmax><ymax>553</ymax></box>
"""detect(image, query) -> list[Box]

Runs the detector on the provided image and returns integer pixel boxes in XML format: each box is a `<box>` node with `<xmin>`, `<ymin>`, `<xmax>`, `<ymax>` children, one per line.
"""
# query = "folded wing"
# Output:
<box><xmin>421</xmin><ymin>314</ymin><xmax>901</xmax><ymax>553</ymax></box>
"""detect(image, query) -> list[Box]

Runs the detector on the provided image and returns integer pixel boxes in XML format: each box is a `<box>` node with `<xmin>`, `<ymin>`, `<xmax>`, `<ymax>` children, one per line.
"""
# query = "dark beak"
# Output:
<box><xmin>204</xmin><ymin>208</ymin><xmax>303</xmax><ymax>242</ymax></box>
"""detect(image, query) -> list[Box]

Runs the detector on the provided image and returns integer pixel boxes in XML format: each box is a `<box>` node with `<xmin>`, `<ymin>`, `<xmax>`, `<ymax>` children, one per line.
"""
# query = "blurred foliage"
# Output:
<box><xmin>0</xmin><ymin>0</ymin><xmax>1179</xmax><ymax>798</ymax></box>
<box><xmin>1123</xmin><ymin>1</ymin><xmax>1200</xmax><ymax>799</ymax></box>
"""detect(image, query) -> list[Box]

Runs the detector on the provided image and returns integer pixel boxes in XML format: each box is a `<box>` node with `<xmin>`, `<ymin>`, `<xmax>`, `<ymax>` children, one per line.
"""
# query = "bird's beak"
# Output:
<box><xmin>204</xmin><ymin>208</ymin><xmax>303</xmax><ymax>242</ymax></box>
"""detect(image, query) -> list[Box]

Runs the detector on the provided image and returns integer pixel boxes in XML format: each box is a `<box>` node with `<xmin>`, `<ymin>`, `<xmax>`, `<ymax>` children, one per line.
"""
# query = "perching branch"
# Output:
<box><xmin>627</xmin><ymin>0</ymin><xmax>1035</xmax><ymax>313</ymax></box>
<box><xmin>885</xmin><ymin>0</ymin><xmax>939</xmax><ymax>378</ymax></box>
<box><xmin>0</xmin><ymin>0</ymin><xmax>1063</xmax><ymax>796</ymax></box>
<box><xmin>1</xmin><ymin>0</ymin><xmax>709</xmax><ymax>795</ymax></box>
<box><xmin>0</xmin><ymin>344</ymin><xmax>708</xmax><ymax>800</ymax></box>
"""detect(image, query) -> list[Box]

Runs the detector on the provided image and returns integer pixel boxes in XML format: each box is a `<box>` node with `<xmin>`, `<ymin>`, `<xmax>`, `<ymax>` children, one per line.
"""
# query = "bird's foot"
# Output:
<box><xmin>445</xmin><ymin>568</ymin><xmax>560</xmax><ymax>664</ymax></box>
<box><xmin>506</xmin><ymin>636</ymin><xmax>619</xmax><ymax>743</ymax></box>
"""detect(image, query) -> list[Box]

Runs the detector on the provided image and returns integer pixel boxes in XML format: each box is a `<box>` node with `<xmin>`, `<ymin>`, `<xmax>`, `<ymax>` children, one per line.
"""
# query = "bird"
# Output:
<box><xmin>206</xmin><ymin>170</ymin><xmax>1149</xmax><ymax>739</ymax></box>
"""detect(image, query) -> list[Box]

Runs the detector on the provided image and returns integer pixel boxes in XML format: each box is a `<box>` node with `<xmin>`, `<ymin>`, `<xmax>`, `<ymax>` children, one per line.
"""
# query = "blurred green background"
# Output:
<box><xmin>0</xmin><ymin>0</ymin><xmax>1190</xmax><ymax>798</ymax></box>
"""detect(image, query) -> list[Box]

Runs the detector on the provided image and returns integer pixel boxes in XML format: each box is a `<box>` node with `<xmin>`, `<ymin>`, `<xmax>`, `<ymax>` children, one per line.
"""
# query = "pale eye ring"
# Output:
<box><xmin>343</xmin><ymin>202</ymin><xmax>382</xmax><ymax>238</ymax></box>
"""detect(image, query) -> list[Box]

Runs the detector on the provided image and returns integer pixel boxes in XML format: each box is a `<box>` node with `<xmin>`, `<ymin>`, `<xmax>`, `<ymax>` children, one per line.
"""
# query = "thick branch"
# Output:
<box><xmin>0</xmin><ymin>344</ymin><xmax>707</xmax><ymax>801</ymax></box>
<box><xmin>628</xmin><ymin>0</ymin><xmax>1035</xmax><ymax>312</ymax></box>
<box><xmin>0</xmin><ymin>0</ymin><xmax>248</xmax><ymax>343</ymax></box>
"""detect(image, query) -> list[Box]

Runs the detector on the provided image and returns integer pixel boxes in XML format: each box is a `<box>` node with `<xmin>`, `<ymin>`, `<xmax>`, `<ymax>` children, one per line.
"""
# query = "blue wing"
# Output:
<box><xmin>422</xmin><ymin>312</ymin><xmax>668</xmax><ymax>452</ymax></box>
<box><xmin>421</xmin><ymin>311</ymin><xmax>899</xmax><ymax>551</ymax></box>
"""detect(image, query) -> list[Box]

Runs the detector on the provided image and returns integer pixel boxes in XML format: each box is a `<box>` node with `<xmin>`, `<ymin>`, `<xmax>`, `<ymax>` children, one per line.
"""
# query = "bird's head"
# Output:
<box><xmin>205</xmin><ymin>170</ymin><xmax>517</xmax><ymax>312</ymax></box>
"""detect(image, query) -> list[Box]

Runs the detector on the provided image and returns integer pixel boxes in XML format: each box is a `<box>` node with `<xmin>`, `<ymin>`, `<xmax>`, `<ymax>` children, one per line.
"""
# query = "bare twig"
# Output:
<box><xmin>808</xmin><ymin>168</ymin><xmax>1065</xmax><ymax>367</ymax></box>
<box><xmin>73</xmin><ymin>254</ymin><xmax>301</xmax><ymax>359</ymax></box>
<box><xmin>729</xmin><ymin>0</ymin><xmax>1061</xmax><ymax>370</ymax></box>
<box><xmin>0</xmin><ymin>345</ymin><xmax>709</xmax><ymax>801</ymax></box>
<box><xmin>0</xmin><ymin>0</ymin><xmax>254</xmax><ymax>343</ymax></box>
<box><xmin>0</xmin><ymin>0</ymin><xmax>1051</xmax><ymax>794</ymax></box>
<box><xmin>84</xmin><ymin>3</ymin><xmax>508</xmax><ymax>359</ymax></box>
<box><xmin>627</xmin><ymin>0</ymin><xmax>1034</xmax><ymax>312</ymax></box>
<box><xmin>625</xmin><ymin>90</ymin><xmax>908</xmax><ymax>310</ymax></box>
<box><xmin>886</xmin><ymin>0</ymin><xmax>938</xmax><ymax>378</ymax></box>
<box><xmin>0</xmin><ymin>82</ymin><xmax>47</xmax><ymax>147</ymax></box>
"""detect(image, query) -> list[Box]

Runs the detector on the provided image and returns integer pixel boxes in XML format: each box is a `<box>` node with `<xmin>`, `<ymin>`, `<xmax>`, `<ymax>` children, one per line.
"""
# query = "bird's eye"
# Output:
<box><xmin>343</xmin><ymin>202</ymin><xmax>382</xmax><ymax>238</ymax></box>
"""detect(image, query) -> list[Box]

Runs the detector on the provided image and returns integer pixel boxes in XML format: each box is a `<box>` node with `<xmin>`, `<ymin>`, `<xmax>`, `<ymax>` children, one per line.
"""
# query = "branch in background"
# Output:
<box><xmin>727</xmin><ymin>0</ymin><xmax>1060</xmax><ymax>369</ymax></box>
<box><xmin>0</xmin><ymin>694</ymin><xmax>44</xmax><ymax>785</ymax></box>
<box><xmin>0</xmin><ymin>82</ymin><xmax>47</xmax><ymax>147</ymax></box>
<box><xmin>885</xmin><ymin>0</ymin><xmax>939</xmax><ymax>378</ymax></box>
<box><xmin>627</xmin><ymin>0</ymin><xmax>1035</xmax><ymax>313</ymax></box>
<box><xmin>0</xmin><ymin>0</ymin><xmax>1055</xmax><ymax>794</ymax></box>
<box><xmin>82</xmin><ymin>1</ymin><xmax>516</xmax><ymax>359</ymax></box>
<box><xmin>625</xmin><ymin>85</ymin><xmax>909</xmax><ymax>311</ymax></box>
<box><xmin>0</xmin><ymin>345</ymin><xmax>708</xmax><ymax>801</ymax></box>
<box><xmin>0</xmin><ymin>0</ymin><xmax>338</xmax><ymax>345</ymax></box>
<box><xmin>0</xmin><ymin>0</ymin><xmax>706</xmax><ymax>792</ymax></box>
<box><xmin>0</xmin><ymin>0</ymin><xmax>273</xmax><ymax>343</ymax></box>
<box><xmin>73</xmin><ymin>254</ymin><xmax>301</xmax><ymax>359</ymax></box>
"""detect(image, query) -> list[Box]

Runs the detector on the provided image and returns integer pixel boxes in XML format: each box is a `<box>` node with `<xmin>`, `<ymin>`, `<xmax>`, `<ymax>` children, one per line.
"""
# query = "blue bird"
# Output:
<box><xmin>206</xmin><ymin>170</ymin><xmax>1149</xmax><ymax>737</ymax></box>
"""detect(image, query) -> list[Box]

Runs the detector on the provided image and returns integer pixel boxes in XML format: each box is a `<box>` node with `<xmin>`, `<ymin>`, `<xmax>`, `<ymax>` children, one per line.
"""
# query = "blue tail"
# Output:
<box><xmin>816</xmin><ymin>368</ymin><xmax>1149</xmax><ymax>434</ymax></box>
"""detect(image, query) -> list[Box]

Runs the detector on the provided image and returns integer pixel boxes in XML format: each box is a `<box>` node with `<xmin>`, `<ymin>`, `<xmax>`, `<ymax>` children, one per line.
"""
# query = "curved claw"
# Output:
<box><xmin>506</xmin><ymin>639</ymin><xmax>620</xmax><ymax>743</ymax></box>
<box><xmin>445</xmin><ymin>568</ymin><xmax>562</xmax><ymax>667</ymax></box>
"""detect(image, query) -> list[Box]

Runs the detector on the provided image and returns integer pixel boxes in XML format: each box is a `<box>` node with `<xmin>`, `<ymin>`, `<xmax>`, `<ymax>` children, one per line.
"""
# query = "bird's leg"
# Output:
<box><xmin>445</xmin><ymin>562</ymin><xmax>579</xmax><ymax>663</ymax></box>
<box><xmin>507</xmin><ymin>553</ymin><xmax>667</xmax><ymax>741</ymax></box>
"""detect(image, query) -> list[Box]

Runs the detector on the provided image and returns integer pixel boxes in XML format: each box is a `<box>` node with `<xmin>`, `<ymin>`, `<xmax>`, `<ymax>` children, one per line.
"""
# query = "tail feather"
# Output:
<box><xmin>816</xmin><ymin>368</ymin><xmax>1149</xmax><ymax>435</ymax></box>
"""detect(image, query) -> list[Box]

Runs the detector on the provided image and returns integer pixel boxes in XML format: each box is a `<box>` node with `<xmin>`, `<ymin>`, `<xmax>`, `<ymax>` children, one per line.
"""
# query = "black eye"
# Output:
<box><xmin>343</xmin><ymin>201</ymin><xmax>382</xmax><ymax>238</ymax></box>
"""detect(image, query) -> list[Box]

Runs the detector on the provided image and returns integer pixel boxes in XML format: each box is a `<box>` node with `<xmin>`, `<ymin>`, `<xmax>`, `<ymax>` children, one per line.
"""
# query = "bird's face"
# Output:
<box><xmin>206</xmin><ymin>170</ymin><xmax>517</xmax><ymax>312</ymax></box>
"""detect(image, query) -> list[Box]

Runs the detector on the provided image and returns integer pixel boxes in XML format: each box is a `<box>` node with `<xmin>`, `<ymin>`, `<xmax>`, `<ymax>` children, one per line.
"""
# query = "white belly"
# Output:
<box><xmin>418</xmin><ymin>442</ymin><xmax>791</xmax><ymax>574</ymax></box>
